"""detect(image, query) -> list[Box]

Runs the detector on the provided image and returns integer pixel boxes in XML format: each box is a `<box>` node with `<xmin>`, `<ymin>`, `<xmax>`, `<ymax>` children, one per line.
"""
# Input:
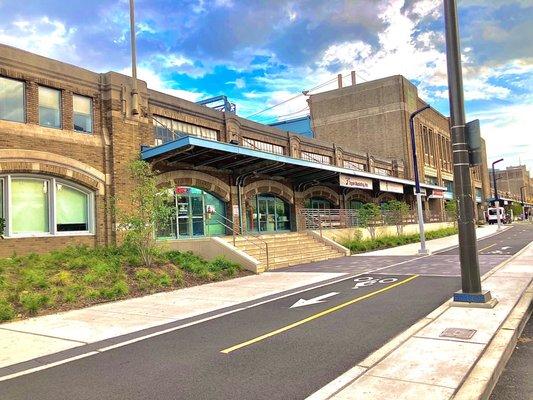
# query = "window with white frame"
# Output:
<box><xmin>301</xmin><ymin>151</ymin><xmax>331</xmax><ymax>165</ymax></box>
<box><xmin>242</xmin><ymin>138</ymin><xmax>284</xmax><ymax>155</ymax></box>
<box><xmin>39</xmin><ymin>86</ymin><xmax>61</xmax><ymax>128</ymax></box>
<box><xmin>1</xmin><ymin>175</ymin><xmax>93</xmax><ymax>237</ymax></box>
<box><xmin>73</xmin><ymin>94</ymin><xmax>93</xmax><ymax>133</ymax></box>
<box><xmin>344</xmin><ymin>160</ymin><xmax>366</xmax><ymax>171</ymax></box>
<box><xmin>153</xmin><ymin>115</ymin><xmax>218</xmax><ymax>144</ymax></box>
<box><xmin>0</xmin><ymin>76</ymin><xmax>25</xmax><ymax>123</ymax></box>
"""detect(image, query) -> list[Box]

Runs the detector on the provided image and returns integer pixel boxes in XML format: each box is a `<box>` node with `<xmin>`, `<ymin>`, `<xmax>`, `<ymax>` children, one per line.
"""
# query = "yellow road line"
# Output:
<box><xmin>221</xmin><ymin>274</ymin><xmax>419</xmax><ymax>354</ymax></box>
<box><xmin>479</xmin><ymin>243</ymin><xmax>496</xmax><ymax>252</ymax></box>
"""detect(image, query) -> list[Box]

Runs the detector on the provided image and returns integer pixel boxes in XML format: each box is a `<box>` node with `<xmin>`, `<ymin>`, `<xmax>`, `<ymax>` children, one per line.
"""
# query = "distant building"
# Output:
<box><xmin>307</xmin><ymin>74</ymin><xmax>490</xmax><ymax>219</ymax></box>
<box><xmin>269</xmin><ymin>116</ymin><xmax>314</xmax><ymax>138</ymax></box>
<box><xmin>489</xmin><ymin>165</ymin><xmax>532</xmax><ymax>204</ymax></box>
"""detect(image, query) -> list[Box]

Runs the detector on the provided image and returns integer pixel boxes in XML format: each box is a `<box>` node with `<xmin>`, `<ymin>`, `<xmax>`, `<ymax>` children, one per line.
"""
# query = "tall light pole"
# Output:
<box><xmin>520</xmin><ymin>185</ymin><xmax>526</xmax><ymax>221</ymax></box>
<box><xmin>444</xmin><ymin>0</ymin><xmax>493</xmax><ymax>306</ymax></box>
<box><xmin>409</xmin><ymin>105</ymin><xmax>431</xmax><ymax>255</ymax></box>
<box><xmin>129</xmin><ymin>0</ymin><xmax>140</xmax><ymax>116</ymax></box>
<box><xmin>492</xmin><ymin>158</ymin><xmax>504</xmax><ymax>230</ymax></box>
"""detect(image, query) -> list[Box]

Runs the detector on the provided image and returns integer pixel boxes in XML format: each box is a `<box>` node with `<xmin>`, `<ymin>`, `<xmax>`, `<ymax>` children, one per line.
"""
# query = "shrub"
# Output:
<box><xmin>0</xmin><ymin>299</ymin><xmax>15</xmax><ymax>321</ymax></box>
<box><xmin>19</xmin><ymin>292</ymin><xmax>49</xmax><ymax>314</ymax></box>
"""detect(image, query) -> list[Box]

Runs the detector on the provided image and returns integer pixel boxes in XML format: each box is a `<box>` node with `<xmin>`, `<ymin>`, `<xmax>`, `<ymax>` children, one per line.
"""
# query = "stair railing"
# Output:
<box><xmin>208</xmin><ymin>210</ymin><xmax>270</xmax><ymax>270</ymax></box>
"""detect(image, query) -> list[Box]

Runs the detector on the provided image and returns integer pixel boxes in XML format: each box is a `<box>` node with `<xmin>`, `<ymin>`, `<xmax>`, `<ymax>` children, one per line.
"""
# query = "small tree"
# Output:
<box><xmin>510</xmin><ymin>203</ymin><xmax>522</xmax><ymax>220</ymax></box>
<box><xmin>115</xmin><ymin>160</ymin><xmax>173</xmax><ymax>267</ymax></box>
<box><xmin>383</xmin><ymin>200</ymin><xmax>410</xmax><ymax>236</ymax></box>
<box><xmin>445</xmin><ymin>200</ymin><xmax>458</xmax><ymax>227</ymax></box>
<box><xmin>357</xmin><ymin>203</ymin><xmax>382</xmax><ymax>240</ymax></box>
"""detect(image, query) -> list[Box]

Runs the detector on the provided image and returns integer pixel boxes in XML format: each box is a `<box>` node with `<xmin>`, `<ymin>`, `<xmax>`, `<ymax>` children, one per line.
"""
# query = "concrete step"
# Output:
<box><xmin>233</xmin><ymin>239</ymin><xmax>322</xmax><ymax>252</ymax></box>
<box><xmin>256</xmin><ymin>249</ymin><xmax>343</xmax><ymax>264</ymax></box>
<box><xmin>264</xmin><ymin>253</ymin><xmax>344</xmax><ymax>270</ymax></box>
<box><xmin>244</xmin><ymin>245</ymin><xmax>341</xmax><ymax>258</ymax></box>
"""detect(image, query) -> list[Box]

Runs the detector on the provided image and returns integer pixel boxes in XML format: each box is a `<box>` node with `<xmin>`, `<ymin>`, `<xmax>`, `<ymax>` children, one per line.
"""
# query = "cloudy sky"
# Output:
<box><xmin>1</xmin><ymin>0</ymin><xmax>531</xmax><ymax>170</ymax></box>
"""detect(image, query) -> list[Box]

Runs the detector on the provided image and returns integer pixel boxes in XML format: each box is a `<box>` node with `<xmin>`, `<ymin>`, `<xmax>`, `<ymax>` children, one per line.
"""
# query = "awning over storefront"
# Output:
<box><xmin>141</xmin><ymin>136</ymin><xmax>447</xmax><ymax>192</ymax></box>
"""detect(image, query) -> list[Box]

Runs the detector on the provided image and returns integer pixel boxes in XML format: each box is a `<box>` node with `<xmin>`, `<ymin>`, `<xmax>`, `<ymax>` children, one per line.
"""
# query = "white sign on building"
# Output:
<box><xmin>379</xmin><ymin>181</ymin><xmax>404</xmax><ymax>194</ymax></box>
<box><xmin>339</xmin><ymin>174</ymin><xmax>373</xmax><ymax>190</ymax></box>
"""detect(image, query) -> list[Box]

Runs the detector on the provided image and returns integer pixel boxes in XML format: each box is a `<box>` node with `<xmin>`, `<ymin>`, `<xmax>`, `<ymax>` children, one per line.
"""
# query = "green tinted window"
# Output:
<box><xmin>56</xmin><ymin>184</ymin><xmax>88</xmax><ymax>231</ymax></box>
<box><xmin>11</xmin><ymin>179</ymin><xmax>49</xmax><ymax>233</ymax></box>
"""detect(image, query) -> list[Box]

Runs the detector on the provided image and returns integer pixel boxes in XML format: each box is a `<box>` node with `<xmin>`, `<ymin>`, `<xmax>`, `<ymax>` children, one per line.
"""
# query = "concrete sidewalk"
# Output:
<box><xmin>358</xmin><ymin>224</ymin><xmax>503</xmax><ymax>256</ymax></box>
<box><xmin>0</xmin><ymin>271</ymin><xmax>343</xmax><ymax>369</ymax></box>
<box><xmin>310</xmin><ymin>241</ymin><xmax>532</xmax><ymax>400</ymax></box>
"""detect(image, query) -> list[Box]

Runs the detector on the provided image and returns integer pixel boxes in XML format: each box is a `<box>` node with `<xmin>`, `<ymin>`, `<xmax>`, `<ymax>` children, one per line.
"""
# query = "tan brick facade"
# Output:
<box><xmin>0</xmin><ymin>45</ymin><xmax>435</xmax><ymax>257</ymax></box>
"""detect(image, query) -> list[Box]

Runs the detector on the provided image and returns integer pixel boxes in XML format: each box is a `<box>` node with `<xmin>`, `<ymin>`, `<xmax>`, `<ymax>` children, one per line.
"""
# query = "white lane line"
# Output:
<box><xmin>0</xmin><ymin>352</ymin><xmax>99</xmax><ymax>382</ymax></box>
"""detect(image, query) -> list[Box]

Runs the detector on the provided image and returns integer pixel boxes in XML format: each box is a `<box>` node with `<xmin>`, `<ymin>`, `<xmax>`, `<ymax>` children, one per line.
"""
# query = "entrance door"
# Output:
<box><xmin>176</xmin><ymin>195</ymin><xmax>191</xmax><ymax>237</ymax></box>
<box><xmin>190</xmin><ymin>195</ymin><xmax>205</xmax><ymax>236</ymax></box>
<box><xmin>254</xmin><ymin>195</ymin><xmax>290</xmax><ymax>233</ymax></box>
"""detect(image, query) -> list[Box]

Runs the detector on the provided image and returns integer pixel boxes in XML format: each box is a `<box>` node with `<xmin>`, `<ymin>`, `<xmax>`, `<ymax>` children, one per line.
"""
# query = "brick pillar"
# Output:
<box><xmin>62</xmin><ymin>90</ymin><xmax>73</xmax><ymax>130</ymax></box>
<box><xmin>26</xmin><ymin>81</ymin><xmax>39</xmax><ymax>124</ymax></box>
<box><xmin>230</xmin><ymin>186</ymin><xmax>241</xmax><ymax>234</ymax></box>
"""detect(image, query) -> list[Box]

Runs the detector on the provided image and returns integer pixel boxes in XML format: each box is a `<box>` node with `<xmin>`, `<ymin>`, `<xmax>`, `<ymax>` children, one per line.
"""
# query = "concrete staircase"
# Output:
<box><xmin>225</xmin><ymin>232</ymin><xmax>346</xmax><ymax>271</ymax></box>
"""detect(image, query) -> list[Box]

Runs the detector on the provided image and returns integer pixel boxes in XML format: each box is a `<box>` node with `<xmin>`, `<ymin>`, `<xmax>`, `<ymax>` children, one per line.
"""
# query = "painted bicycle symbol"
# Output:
<box><xmin>352</xmin><ymin>276</ymin><xmax>398</xmax><ymax>289</ymax></box>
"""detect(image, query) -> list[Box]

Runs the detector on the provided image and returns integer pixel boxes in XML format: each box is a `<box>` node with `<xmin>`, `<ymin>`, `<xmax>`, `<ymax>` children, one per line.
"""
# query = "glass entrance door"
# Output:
<box><xmin>176</xmin><ymin>195</ymin><xmax>191</xmax><ymax>237</ymax></box>
<box><xmin>250</xmin><ymin>195</ymin><xmax>291</xmax><ymax>233</ymax></box>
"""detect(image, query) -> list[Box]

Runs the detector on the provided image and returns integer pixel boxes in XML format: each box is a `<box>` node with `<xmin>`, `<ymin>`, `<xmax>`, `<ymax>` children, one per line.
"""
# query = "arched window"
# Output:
<box><xmin>306</xmin><ymin>197</ymin><xmax>333</xmax><ymax>210</ymax></box>
<box><xmin>0</xmin><ymin>174</ymin><xmax>93</xmax><ymax>236</ymax></box>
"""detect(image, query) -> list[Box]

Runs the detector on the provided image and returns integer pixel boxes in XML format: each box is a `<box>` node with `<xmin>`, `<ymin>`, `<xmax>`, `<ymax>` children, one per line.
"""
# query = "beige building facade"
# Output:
<box><xmin>308</xmin><ymin>74</ymin><xmax>489</xmax><ymax>218</ymax></box>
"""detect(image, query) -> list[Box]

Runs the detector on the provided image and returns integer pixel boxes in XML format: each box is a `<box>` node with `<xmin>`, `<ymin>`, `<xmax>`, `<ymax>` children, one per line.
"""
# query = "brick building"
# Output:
<box><xmin>489</xmin><ymin>165</ymin><xmax>533</xmax><ymax>204</ymax></box>
<box><xmin>308</xmin><ymin>74</ymin><xmax>490</xmax><ymax>218</ymax></box>
<box><xmin>1</xmin><ymin>44</ymin><xmax>451</xmax><ymax>260</ymax></box>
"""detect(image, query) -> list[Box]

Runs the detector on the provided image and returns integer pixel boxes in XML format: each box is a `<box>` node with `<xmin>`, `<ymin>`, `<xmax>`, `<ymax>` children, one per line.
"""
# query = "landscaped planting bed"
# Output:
<box><xmin>0</xmin><ymin>245</ymin><xmax>246</xmax><ymax>322</ymax></box>
<box><xmin>340</xmin><ymin>226</ymin><xmax>459</xmax><ymax>254</ymax></box>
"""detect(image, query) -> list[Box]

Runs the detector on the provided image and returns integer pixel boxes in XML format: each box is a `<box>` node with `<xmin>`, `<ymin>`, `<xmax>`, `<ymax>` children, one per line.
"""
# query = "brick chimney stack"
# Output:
<box><xmin>351</xmin><ymin>71</ymin><xmax>356</xmax><ymax>86</ymax></box>
<box><xmin>337</xmin><ymin>74</ymin><xmax>343</xmax><ymax>88</ymax></box>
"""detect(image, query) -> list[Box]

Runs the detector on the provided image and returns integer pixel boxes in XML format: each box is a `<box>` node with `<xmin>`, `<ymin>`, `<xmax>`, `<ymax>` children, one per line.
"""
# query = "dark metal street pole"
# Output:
<box><xmin>129</xmin><ymin>0</ymin><xmax>140</xmax><ymax>115</ymax></box>
<box><xmin>409</xmin><ymin>105</ymin><xmax>431</xmax><ymax>254</ymax></box>
<box><xmin>492</xmin><ymin>158</ymin><xmax>504</xmax><ymax>229</ymax></box>
<box><xmin>520</xmin><ymin>185</ymin><xmax>526</xmax><ymax>220</ymax></box>
<box><xmin>444</xmin><ymin>0</ymin><xmax>491</xmax><ymax>303</ymax></box>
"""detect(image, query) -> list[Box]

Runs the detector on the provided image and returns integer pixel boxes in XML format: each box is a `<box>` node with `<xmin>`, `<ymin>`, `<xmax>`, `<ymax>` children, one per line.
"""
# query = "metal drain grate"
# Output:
<box><xmin>440</xmin><ymin>328</ymin><xmax>477</xmax><ymax>340</ymax></box>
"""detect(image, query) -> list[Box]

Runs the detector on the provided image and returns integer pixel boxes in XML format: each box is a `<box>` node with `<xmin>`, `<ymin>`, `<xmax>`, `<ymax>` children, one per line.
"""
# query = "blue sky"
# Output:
<box><xmin>0</xmin><ymin>0</ymin><xmax>531</xmax><ymax>170</ymax></box>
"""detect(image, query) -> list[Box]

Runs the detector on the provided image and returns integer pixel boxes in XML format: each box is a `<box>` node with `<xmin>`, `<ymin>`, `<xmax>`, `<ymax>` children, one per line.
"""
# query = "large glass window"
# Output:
<box><xmin>56</xmin><ymin>183</ymin><xmax>89</xmax><ymax>231</ymax></box>
<box><xmin>0</xmin><ymin>175</ymin><xmax>93</xmax><ymax>236</ymax></box>
<box><xmin>306</xmin><ymin>197</ymin><xmax>332</xmax><ymax>210</ymax></box>
<box><xmin>0</xmin><ymin>76</ymin><xmax>25</xmax><ymax>122</ymax></box>
<box><xmin>39</xmin><ymin>86</ymin><xmax>61</xmax><ymax>128</ymax></box>
<box><xmin>11</xmin><ymin>178</ymin><xmax>50</xmax><ymax>234</ymax></box>
<box><xmin>242</xmin><ymin>138</ymin><xmax>284</xmax><ymax>155</ymax></box>
<box><xmin>154</xmin><ymin>115</ymin><xmax>218</xmax><ymax>144</ymax></box>
<box><xmin>73</xmin><ymin>94</ymin><xmax>92</xmax><ymax>133</ymax></box>
<box><xmin>246</xmin><ymin>194</ymin><xmax>291</xmax><ymax>232</ymax></box>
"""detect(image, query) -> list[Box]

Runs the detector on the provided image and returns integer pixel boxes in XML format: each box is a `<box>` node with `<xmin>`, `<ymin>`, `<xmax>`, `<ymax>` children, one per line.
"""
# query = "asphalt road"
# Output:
<box><xmin>1</xmin><ymin>224</ymin><xmax>532</xmax><ymax>400</ymax></box>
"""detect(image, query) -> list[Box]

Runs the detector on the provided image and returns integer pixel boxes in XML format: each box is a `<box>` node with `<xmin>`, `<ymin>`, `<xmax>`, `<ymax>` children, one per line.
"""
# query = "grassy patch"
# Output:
<box><xmin>340</xmin><ymin>227</ymin><xmax>459</xmax><ymax>254</ymax></box>
<box><xmin>0</xmin><ymin>246</ymin><xmax>245</xmax><ymax>322</ymax></box>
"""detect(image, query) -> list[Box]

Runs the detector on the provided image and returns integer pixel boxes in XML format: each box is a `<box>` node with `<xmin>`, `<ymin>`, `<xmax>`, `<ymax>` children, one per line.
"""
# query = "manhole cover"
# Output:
<box><xmin>440</xmin><ymin>328</ymin><xmax>477</xmax><ymax>340</ymax></box>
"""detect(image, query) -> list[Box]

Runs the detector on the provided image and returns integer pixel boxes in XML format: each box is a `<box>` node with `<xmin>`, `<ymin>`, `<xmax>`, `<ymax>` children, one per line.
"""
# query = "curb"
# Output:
<box><xmin>452</xmin><ymin>283</ymin><xmax>532</xmax><ymax>400</ymax></box>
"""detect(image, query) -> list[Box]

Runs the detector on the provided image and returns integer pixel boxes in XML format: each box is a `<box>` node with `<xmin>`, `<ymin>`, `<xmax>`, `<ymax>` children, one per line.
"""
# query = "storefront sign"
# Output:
<box><xmin>428</xmin><ymin>189</ymin><xmax>444</xmax><ymax>199</ymax></box>
<box><xmin>412</xmin><ymin>187</ymin><xmax>427</xmax><ymax>196</ymax></box>
<box><xmin>379</xmin><ymin>181</ymin><xmax>404</xmax><ymax>194</ymax></box>
<box><xmin>339</xmin><ymin>174</ymin><xmax>373</xmax><ymax>190</ymax></box>
<box><xmin>232</xmin><ymin>204</ymin><xmax>240</xmax><ymax>217</ymax></box>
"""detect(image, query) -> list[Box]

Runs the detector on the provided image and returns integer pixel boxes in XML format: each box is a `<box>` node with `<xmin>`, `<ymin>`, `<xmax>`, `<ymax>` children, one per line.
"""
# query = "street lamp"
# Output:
<box><xmin>444</xmin><ymin>0</ymin><xmax>494</xmax><ymax>306</ymax></box>
<box><xmin>492</xmin><ymin>158</ymin><xmax>504</xmax><ymax>230</ymax></box>
<box><xmin>520</xmin><ymin>185</ymin><xmax>526</xmax><ymax>221</ymax></box>
<box><xmin>409</xmin><ymin>105</ymin><xmax>431</xmax><ymax>255</ymax></box>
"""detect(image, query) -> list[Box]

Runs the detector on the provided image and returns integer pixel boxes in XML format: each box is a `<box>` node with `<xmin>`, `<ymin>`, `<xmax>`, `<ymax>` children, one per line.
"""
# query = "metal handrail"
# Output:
<box><xmin>208</xmin><ymin>210</ymin><xmax>270</xmax><ymax>270</ymax></box>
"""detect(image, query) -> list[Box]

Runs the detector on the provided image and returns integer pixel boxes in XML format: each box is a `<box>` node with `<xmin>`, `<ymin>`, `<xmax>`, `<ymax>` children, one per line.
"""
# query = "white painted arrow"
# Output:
<box><xmin>501</xmin><ymin>246</ymin><xmax>511</xmax><ymax>250</ymax></box>
<box><xmin>290</xmin><ymin>292</ymin><xmax>340</xmax><ymax>308</ymax></box>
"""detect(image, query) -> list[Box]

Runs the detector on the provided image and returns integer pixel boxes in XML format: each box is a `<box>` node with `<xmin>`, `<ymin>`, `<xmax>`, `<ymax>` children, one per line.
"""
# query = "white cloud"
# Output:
<box><xmin>120</xmin><ymin>65</ymin><xmax>205</xmax><ymax>102</ymax></box>
<box><xmin>0</xmin><ymin>17</ymin><xmax>78</xmax><ymax>63</ymax></box>
<box><xmin>470</xmin><ymin>103</ymin><xmax>533</xmax><ymax>171</ymax></box>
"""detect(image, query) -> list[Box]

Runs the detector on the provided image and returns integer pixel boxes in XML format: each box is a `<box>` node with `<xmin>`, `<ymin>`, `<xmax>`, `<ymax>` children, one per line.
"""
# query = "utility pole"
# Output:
<box><xmin>492</xmin><ymin>158</ymin><xmax>504</xmax><ymax>230</ymax></box>
<box><xmin>409</xmin><ymin>105</ymin><xmax>431</xmax><ymax>255</ymax></box>
<box><xmin>520</xmin><ymin>185</ymin><xmax>526</xmax><ymax>220</ymax></box>
<box><xmin>129</xmin><ymin>0</ymin><xmax>140</xmax><ymax>116</ymax></box>
<box><xmin>444</xmin><ymin>0</ymin><xmax>494</xmax><ymax>306</ymax></box>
